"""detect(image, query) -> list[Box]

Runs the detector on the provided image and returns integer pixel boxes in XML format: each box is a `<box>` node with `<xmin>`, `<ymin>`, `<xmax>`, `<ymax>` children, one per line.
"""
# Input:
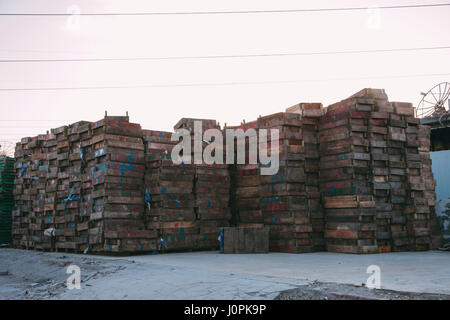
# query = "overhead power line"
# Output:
<box><xmin>0</xmin><ymin>119</ymin><xmax>77</xmax><ymax>122</ymax></box>
<box><xmin>0</xmin><ymin>126</ymin><xmax>61</xmax><ymax>128</ymax></box>
<box><xmin>1</xmin><ymin>3</ymin><xmax>449</xmax><ymax>16</ymax></box>
<box><xmin>0</xmin><ymin>72</ymin><xmax>449</xmax><ymax>92</ymax></box>
<box><xmin>0</xmin><ymin>46</ymin><xmax>449</xmax><ymax>63</ymax></box>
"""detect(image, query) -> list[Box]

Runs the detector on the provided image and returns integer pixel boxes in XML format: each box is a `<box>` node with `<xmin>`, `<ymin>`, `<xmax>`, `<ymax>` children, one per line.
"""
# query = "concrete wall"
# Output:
<box><xmin>431</xmin><ymin>150</ymin><xmax>450</xmax><ymax>244</ymax></box>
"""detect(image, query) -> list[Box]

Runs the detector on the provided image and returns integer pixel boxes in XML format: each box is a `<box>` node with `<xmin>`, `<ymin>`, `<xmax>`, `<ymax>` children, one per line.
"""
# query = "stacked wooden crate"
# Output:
<box><xmin>0</xmin><ymin>157</ymin><xmax>15</xmax><ymax>245</ymax></box>
<box><xmin>319</xmin><ymin>96</ymin><xmax>378</xmax><ymax>254</ymax></box>
<box><xmin>403</xmin><ymin>122</ymin><xmax>433</xmax><ymax>251</ymax></box>
<box><xmin>386</xmin><ymin>102</ymin><xmax>411</xmax><ymax>251</ymax></box>
<box><xmin>350</xmin><ymin>90</ymin><xmax>401</xmax><ymax>253</ymax></box>
<box><xmin>319</xmin><ymin>88</ymin><xmax>438</xmax><ymax>253</ymax></box>
<box><xmin>53</xmin><ymin>125</ymin><xmax>73</xmax><ymax>251</ymax></box>
<box><xmin>31</xmin><ymin>133</ymin><xmax>56</xmax><ymax>250</ymax></box>
<box><xmin>257</xmin><ymin>112</ymin><xmax>314</xmax><ymax>253</ymax></box>
<box><xmin>226</xmin><ymin>120</ymin><xmax>263</xmax><ymax>228</ymax></box>
<box><xmin>26</xmin><ymin>137</ymin><xmax>39</xmax><ymax>249</ymax></box>
<box><xmin>42</xmin><ymin>132</ymin><xmax>58</xmax><ymax>250</ymax></box>
<box><xmin>348</xmin><ymin>89</ymin><xmax>414</xmax><ymax>252</ymax></box>
<box><xmin>79</xmin><ymin>121</ymin><xmax>96</xmax><ymax>252</ymax></box>
<box><xmin>89</xmin><ymin>117</ymin><xmax>156</xmax><ymax>253</ymax></box>
<box><xmin>227</xmin><ymin>109</ymin><xmax>324</xmax><ymax>253</ymax></box>
<box><xmin>417</xmin><ymin>124</ymin><xmax>441</xmax><ymax>249</ymax></box>
<box><xmin>174</xmin><ymin>118</ymin><xmax>231</xmax><ymax>250</ymax></box>
<box><xmin>10</xmin><ymin>116</ymin><xmax>165</xmax><ymax>254</ymax></box>
<box><xmin>26</xmin><ymin>136</ymin><xmax>46</xmax><ymax>249</ymax></box>
<box><xmin>143</xmin><ymin>129</ymin><xmax>196</xmax><ymax>252</ymax></box>
<box><xmin>223</xmin><ymin>226</ymin><xmax>269</xmax><ymax>253</ymax></box>
<box><xmin>195</xmin><ymin>163</ymin><xmax>231</xmax><ymax>249</ymax></box>
<box><xmin>9</xmin><ymin>90</ymin><xmax>439</xmax><ymax>255</ymax></box>
<box><xmin>365</xmin><ymin>96</ymin><xmax>393</xmax><ymax>252</ymax></box>
<box><xmin>12</xmin><ymin>139</ymin><xmax>32</xmax><ymax>248</ymax></box>
<box><xmin>286</xmin><ymin>103</ymin><xmax>325</xmax><ymax>251</ymax></box>
<box><xmin>67</xmin><ymin>121</ymin><xmax>91</xmax><ymax>252</ymax></box>
<box><xmin>11</xmin><ymin>136</ymin><xmax>46</xmax><ymax>249</ymax></box>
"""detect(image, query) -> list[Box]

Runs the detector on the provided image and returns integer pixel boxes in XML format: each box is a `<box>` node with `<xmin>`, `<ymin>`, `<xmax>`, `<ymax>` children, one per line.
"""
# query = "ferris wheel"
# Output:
<box><xmin>416</xmin><ymin>82</ymin><xmax>450</xmax><ymax>126</ymax></box>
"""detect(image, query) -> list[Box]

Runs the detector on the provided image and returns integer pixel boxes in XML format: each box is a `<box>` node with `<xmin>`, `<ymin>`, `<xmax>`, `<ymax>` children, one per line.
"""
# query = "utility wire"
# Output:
<box><xmin>0</xmin><ymin>126</ymin><xmax>63</xmax><ymax>128</ymax></box>
<box><xmin>0</xmin><ymin>119</ymin><xmax>78</xmax><ymax>122</ymax></box>
<box><xmin>0</xmin><ymin>72</ymin><xmax>449</xmax><ymax>92</ymax></box>
<box><xmin>0</xmin><ymin>3</ymin><xmax>449</xmax><ymax>16</ymax></box>
<box><xmin>0</xmin><ymin>46</ymin><xmax>449</xmax><ymax>63</ymax></box>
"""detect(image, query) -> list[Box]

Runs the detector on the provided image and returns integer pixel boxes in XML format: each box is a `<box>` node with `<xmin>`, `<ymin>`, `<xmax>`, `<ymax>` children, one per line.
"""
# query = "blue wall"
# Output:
<box><xmin>431</xmin><ymin>150</ymin><xmax>450</xmax><ymax>202</ymax></box>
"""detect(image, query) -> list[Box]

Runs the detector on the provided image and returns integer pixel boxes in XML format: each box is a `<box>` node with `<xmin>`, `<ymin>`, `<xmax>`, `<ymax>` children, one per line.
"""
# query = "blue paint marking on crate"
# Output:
<box><xmin>128</xmin><ymin>149</ymin><xmax>133</xmax><ymax>163</ymax></box>
<box><xmin>336</xmin><ymin>154</ymin><xmax>348</xmax><ymax>161</ymax></box>
<box><xmin>94</xmin><ymin>148</ymin><xmax>107</xmax><ymax>158</ymax></box>
<box><xmin>270</xmin><ymin>174</ymin><xmax>284</xmax><ymax>183</ymax></box>
<box><xmin>180</xmin><ymin>227</ymin><xmax>185</xmax><ymax>234</ymax></box>
<box><xmin>161</xmin><ymin>187</ymin><xmax>167</xmax><ymax>193</ymax></box>
<box><xmin>97</xmin><ymin>163</ymin><xmax>108</xmax><ymax>171</ymax></box>
<box><xmin>260</xmin><ymin>197</ymin><xmax>284</xmax><ymax>205</ymax></box>
<box><xmin>117</xmin><ymin>163</ymin><xmax>138</xmax><ymax>171</ymax></box>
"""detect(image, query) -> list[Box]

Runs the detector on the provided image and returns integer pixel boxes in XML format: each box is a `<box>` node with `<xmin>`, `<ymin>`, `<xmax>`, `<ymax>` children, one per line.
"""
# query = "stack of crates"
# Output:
<box><xmin>257</xmin><ymin>112</ymin><xmax>313</xmax><ymax>253</ymax></box>
<box><xmin>0</xmin><ymin>157</ymin><xmax>14</xmax><ymax>245</ymax></box>
<box><xmin>226</xmin><ymin>120</ymin><xmax>263</xmax><ymax>228</ymax></box>
<box><xmin>173</xmin><ymin>118</ymin><xmax>231</xmax><ymax>250</ymax></box>
<box><xmin>88</xmin><ymin>116</ymin><xmax>156</xmax><ymax>253</ymax></box>
<box><xmin>12</xmin><ymin>138</ymin><xmax>32</xmax><ymax>248</ymax></box>
<box><xmin>319</xmin><ymin>95</ymin><xmax>378</xmax><ymax>254</ymax></box>
<box><xmin>286</xmin><ymin>103</ymin><xmax>325</xmax><ymax>251</ymax></box>
<box><xmin>143</xmin><ymin>129</ymin><xmax>196</xmax><ymax>251</ymax></box>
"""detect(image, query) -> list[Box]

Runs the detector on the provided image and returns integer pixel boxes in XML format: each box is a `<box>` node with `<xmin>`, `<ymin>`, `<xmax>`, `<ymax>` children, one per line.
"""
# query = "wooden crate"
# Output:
<box><xmin>223</xmin><ymin>227</ymin><xmax>269</xmax><ymax>254</ymax></box>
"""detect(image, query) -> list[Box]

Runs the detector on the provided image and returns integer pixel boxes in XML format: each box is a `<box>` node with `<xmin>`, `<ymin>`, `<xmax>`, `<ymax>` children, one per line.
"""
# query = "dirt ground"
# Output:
<box><xmin>276</xmin><ymin>281</ymin><xmax>450</xmax><ymax>300</ymax></box>
<box><xmin>0</xmin><ymin>248</ymin><xmax>132</xmax><ymax>299</ymax></box>
<box><xmin>1</xmin><ymin>248</ymin><xmax>449</xmax><ymax>300</ymax></box>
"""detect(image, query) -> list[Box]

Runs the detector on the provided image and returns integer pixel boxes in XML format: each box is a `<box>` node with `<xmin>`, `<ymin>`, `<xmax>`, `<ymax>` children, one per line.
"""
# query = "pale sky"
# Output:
<box><xmin>0</xmin><ymin>0</ymin><xmax>449</xmax><ymax>152</ymax></box>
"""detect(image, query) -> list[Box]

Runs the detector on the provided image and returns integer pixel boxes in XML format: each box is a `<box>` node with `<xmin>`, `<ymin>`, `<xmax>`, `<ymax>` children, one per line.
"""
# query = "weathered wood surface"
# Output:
<box><xmin>223</xmin><ymin>227</ymin><xmax>269</xmax><ymax>254</ymax></box>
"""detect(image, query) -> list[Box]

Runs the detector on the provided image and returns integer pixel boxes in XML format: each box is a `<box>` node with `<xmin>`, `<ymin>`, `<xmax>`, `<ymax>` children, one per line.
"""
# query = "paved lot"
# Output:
<box><xmin>1</xmin><ymin>248</ymin><xmax>449</xmax><ymax>299</ymax></box>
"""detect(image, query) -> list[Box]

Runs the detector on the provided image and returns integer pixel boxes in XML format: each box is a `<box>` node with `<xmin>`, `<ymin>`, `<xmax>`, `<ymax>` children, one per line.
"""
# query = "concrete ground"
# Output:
<box><xmin>0</xmin><ymin>248</ymin><xmax>449</xmax><ymax>300</ymax></box>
